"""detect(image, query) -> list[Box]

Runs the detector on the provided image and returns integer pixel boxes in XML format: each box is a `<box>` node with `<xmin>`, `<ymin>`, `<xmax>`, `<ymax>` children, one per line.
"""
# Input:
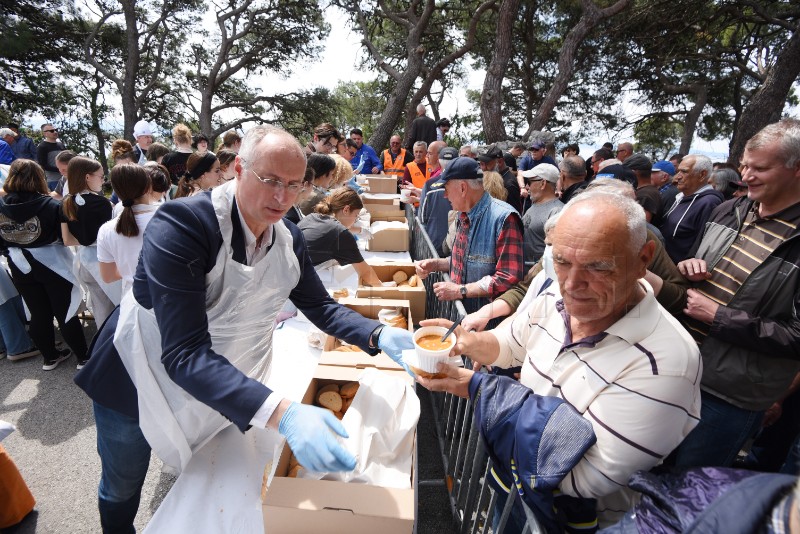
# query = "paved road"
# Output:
<box><xmin>0</xmin><ymin>321</ymin><xmax>175</xmax><ymax>533</ymax></box>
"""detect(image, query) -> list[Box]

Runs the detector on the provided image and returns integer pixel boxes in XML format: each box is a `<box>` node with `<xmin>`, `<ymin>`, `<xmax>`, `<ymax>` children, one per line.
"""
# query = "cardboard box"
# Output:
<box><xmin>366</xmin><ymin>175</ymin><xmax>398</xmax><ymax>194</ymax></box>
<box><xmin>367</xmin><ymin>214</ymin><xmax>409</xmax><ymax>252</ymax></box>
<box><xmin>356</xmin><ymin>260</ymin><xmax>426</xmax><ymax>322</ymax></box>
<box><xmin>263</xmin><ymin>364</ymin><xmax>416</xmax><ymax>533</ymax></box>
<box><xmin>323</xmin><ymin>297</ymin><xmax>413</xmax><ymax>352</ymax></box>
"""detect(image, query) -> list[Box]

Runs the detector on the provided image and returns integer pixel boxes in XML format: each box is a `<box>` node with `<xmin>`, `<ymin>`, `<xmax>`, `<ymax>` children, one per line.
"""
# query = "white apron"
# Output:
<box><xmin>114</xmin><ymin>181</ymin><xmax>301</xmax><ymax>473</ymax></box>
<box><xmin>7</xmin><ymin>243</ymin><xmax>81</xmax><ymax>322</ymax></box>
<box><xmin>75</xmin><ymin>245</ymin><xmax>121</xmax><ymax>306</ymax></box>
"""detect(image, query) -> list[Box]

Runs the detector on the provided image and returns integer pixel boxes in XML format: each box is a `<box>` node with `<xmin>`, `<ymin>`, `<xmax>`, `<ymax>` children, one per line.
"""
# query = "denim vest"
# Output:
<box><xmin>453</xmin><ymin>192</ymin><xmax>517</xmax><ymax>313</ymax></box>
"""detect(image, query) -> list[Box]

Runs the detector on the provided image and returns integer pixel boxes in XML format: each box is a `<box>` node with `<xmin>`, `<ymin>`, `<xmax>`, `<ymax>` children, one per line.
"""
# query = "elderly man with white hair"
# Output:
<box><xmin>658</xmin><ymin>154</ymin><xmax>724</xmax><ymax>263</ymax></box>
<box><xmin>419</xmin><ymin>189</ymin><xmax>702</xmax><ymax>530</ymax></box>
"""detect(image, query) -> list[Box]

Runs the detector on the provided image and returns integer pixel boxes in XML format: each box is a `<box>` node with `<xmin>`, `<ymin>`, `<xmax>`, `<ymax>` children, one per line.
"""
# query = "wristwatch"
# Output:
<box><xmin>460</xmin><ymin>285</ymin><xmax>467</xmax><ymax>299</ymax></box>
<box><xmin>368</xmin><ymin>325</ymin><xmax>385</xmax><ymax>349</ymax></box>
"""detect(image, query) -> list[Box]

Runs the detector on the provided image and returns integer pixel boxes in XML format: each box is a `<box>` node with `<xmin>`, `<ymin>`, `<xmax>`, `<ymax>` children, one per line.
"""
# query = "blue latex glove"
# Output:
<box><xmin>354</xmin><ymin>154</ymin><xmax>366</xmax><ymax>174</ymax></box>
<box><xmin>377</xmin><ymin>326</ymin><xmax>415</xmax><ymax>375</ymax></box>
<box><xmin>278</xmin><ymin>402</ymin><xmax>357</xmax><ymax>472</ymax></box>
<box><xmin>346</xmin><ymin>175</ymin><xmax>365</xmax><ymax>194</ymax></box>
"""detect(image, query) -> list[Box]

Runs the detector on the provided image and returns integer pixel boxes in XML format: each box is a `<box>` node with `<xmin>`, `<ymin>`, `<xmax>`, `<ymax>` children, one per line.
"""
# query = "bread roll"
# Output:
<box><xmin>333</xmin><ymin>411</ymin><xmax>344</xmax><ymax>420</ymax></box>
<box><xmin>317</xmin><ymin>383</ymin><xmax>340</xmax><ymax>396</ymax></box>
<box><xmin>340</xmin><ymin>381</ymin><xmax>359</xmax><ymax>399</ymax></box>
<box><xmin>317</xmin><ymin>391</ymin><xmax>343</xmax><ymax>412</ymax></box>
<box><xmin>410</xmin><ymin>365</ymin><xmax>448</xmax><ymax>379</ymax></box>
<box><xmin>392</xmin><ymin>270</ymin><xmax>408</xmax><ymax>284</ymax></box>
<box><xmin>287</xmin><ymin>464</ymin><xmax>302</xmax><ymax>478</ymax></box>
<box><xmin>332</xmin><ymin>288</ymin><xmax>349</xmax><ymax>299</ymax></box>
<box><xmin>387</xmin><ymin>315</ymin><xmax>408</xmax><ymax>330</ymax></box>
<box><xmin>408</xmin><ymin>275</ymin><xmax>419</xmax><ymax>287</ymax></box>
<box><xmin>288</xmin><ymin>454</ymin><xmax>301</xmax><ymax>470</ymax></box>
<box><xmin>333</xmin><ymin>344</ymin><xmax>361</xmax><ymax>352</ymax></box>
<box><xmin>342</xmin><ymin>397</ymin><xmax>353</xmax><ymax>413</ymax></box>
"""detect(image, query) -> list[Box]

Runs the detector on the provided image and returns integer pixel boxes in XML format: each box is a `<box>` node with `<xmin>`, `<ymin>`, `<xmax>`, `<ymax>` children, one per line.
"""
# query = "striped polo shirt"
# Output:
<box><xmin>683</xmin><ymin>202</ymin><xmax>800</xmax><ymax>342</ymax></box>
<box><xmin>491</xmin><ymin>281</ymin><xmax>701</xmax><ymax>525</ymax></box>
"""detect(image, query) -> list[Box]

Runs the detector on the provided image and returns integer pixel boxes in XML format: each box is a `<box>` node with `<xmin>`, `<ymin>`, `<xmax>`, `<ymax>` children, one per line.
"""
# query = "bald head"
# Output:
<box><xmin>616</xmin><ymin>142</ymin><xmax>633</xmax><ymax>162</ymax></box>
<box><xmin>550</xmin><ymin>191</ymin><xmax>653</xmax><ymax>333</ymax></box>
<box><xmin>240</xmin><ymin>124</ymin><xmax>304</xmax><ymax>168</ymax></box>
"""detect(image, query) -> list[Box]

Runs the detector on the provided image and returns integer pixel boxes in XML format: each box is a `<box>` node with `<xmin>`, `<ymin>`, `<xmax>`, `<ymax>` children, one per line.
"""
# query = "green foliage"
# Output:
<box><xmin>329</xmin><ymin>80</ymin><xmax>394</xmax><ymax>140</ymax></box>
<box><xmin>633</xmin><ymin>117</ymin><xmax>683</xmax><ymax>160</ymax></box>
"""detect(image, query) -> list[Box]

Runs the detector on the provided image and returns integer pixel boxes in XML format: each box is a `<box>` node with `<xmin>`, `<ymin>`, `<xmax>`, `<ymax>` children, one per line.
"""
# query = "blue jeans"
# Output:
<box><xmin>670</xmin><ymin>390</ymin><xmax>764</xmax><ymax>468</ymax></box>
<box><xmin>0</xmin><ymin>295</ymin><xmax>33</xmax><ymax>355</ymax></box>
<box><xmin>94</xmin><ymin>402</ymin><xmax>151</xmax><ymax>534</ymax></box>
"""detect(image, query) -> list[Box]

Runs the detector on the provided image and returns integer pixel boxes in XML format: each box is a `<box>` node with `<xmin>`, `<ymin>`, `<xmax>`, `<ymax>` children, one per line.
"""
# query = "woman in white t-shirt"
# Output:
<box><xmin>97</xmin><ymin>164</ymin><xmax>158</xmax><ymax>296</ymax></box>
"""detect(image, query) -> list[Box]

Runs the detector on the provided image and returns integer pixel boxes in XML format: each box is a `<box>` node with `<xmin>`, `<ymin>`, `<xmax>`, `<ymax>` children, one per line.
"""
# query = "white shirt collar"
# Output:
<box><xmin>234</xmin><ymin>195</ymin><xmax>273</xmax><ymax>265</ymax></box>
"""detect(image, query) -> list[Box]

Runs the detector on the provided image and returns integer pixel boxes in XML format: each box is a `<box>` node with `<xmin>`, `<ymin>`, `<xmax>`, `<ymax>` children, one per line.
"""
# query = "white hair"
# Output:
<box><xmin>413</xmin><ymin>141</ymin><xmax>428</xmax><ymax>151</ymax></box>
<box><xmin>561</xmin><ymin>189</ymin><xmax>647</xmax><ymax>254</ymax></box>
<box><xmin>466</xmin><ymin>179</ymin><xmax>484</xmax><ymax>190</ymax></box>
<box><xmin>416</xmin><ymin>104</ymin><xmax>426</xmax><ymax>114</ymax></box>
<box><xmin>690</xmin><ymin>154</ymin><xmax>713</xmax><ymax>177</ymax></box>
<box><xmin>584</xmin><ymin>177</ymin><xmax>636</xmax><ymax>200</ymax></box>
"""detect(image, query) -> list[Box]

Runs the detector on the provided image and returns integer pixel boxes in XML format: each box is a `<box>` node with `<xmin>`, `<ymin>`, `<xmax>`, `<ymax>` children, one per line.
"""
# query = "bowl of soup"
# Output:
<box><xmin>411</xmin><ymin>326</ymin><xmax>457</xmax><ymax>378</ymax></box>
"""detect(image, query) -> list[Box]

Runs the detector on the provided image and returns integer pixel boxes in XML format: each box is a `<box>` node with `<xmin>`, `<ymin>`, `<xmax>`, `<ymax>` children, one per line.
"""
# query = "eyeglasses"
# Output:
<box><xmin>348</xmin><ymin>150</ymin><xmax>357</xmax><ymax>157</ymax></box>
<box><xmin>43</xmin><ymin>129</ymin><xmax>57</xmax><ymax>133</ymax></box>
<box><xmin>244</xmin><ymin>164</ymin><xmax>304</xmax><ymax>195</ymax></box>
<box><xmin>524</xmin><ymin>178</ymin><xmax>544</xmax><ymax>185</ymax></box>
<box><xmin>321</xmin><ymin>136</ymin><xmax>337</xmax><ymax>150</ymax></box>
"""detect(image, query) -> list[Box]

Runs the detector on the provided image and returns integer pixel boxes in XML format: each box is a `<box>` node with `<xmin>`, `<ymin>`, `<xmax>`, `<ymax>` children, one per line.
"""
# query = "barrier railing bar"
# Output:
<box><xmin>410</xmin><ymin>212</ymin><xmax>540</xmax><ymax>534</ymax></box>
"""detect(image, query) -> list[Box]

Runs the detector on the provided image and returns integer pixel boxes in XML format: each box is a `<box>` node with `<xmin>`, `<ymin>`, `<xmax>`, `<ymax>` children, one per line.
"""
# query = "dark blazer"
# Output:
<box><xmin>75</xmin><ymin>192</ymin><xmax>380</xmax><ymax>429</ymax></box>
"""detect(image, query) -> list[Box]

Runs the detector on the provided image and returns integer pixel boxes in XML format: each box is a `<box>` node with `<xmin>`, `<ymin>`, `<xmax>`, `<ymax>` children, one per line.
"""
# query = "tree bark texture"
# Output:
<box><xmin>728</xmin><ymin>25</ymin><xmax>800</xmax><ymax>165</ymax></box>
<box><xmin>526</xmin><ymin>0</ymin><xmax>630</xmax><ymax>137</ymax></box>
<box><xmin>679</xmin><ymin>85</ymin><xmax>707</xmax><ymax>154</ymax></box>
<box><xmin>481</xmin><ymin>0</ymin><xmax>521</xmax><ymax>143</ymax></box>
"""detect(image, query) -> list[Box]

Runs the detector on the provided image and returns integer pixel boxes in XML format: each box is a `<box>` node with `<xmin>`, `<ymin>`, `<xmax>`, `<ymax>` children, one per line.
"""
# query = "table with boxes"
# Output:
<box><xmin>145</xmin><ymin>197</ymin><xmax>428</xmax><ymax>533</ymax></box>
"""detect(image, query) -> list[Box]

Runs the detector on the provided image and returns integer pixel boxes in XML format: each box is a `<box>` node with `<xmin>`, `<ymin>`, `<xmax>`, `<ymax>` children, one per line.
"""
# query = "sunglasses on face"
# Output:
<box><xmin>43</xmin><ymin>129</ymin><xmax>57</xmax><ymax>133</ymax></box>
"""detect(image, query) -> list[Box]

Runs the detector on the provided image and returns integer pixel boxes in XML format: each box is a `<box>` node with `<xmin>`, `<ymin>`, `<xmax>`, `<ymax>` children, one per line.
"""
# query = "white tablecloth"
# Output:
<box><xmin>144</xmin><ymin>245</ymin><xmax>412</xmax><ymax>532</ymax></box>
<box><xmin>144</xmin><ymin>318</ymin><xmax>319</xmax><ymax>533</ymax></box>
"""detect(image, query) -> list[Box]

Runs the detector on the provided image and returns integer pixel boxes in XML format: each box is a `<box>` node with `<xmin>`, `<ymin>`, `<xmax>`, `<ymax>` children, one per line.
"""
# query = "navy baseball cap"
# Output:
<box><xmin>652</xmin><ymin>160</ymin><xmax>676</xmax><ymax>176</ymax></box>
<box><xmin>440</xmin><ymin>156</ymin><xmax>483</xmax><ymax>182</ymax></box>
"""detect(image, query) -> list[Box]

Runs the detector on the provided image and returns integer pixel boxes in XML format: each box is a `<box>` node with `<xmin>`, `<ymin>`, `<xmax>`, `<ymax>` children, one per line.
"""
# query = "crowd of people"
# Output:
<box><xmin>0</xmin><ymin>111</ymin><xmax>798</xmax><ymax>533</ymax></box>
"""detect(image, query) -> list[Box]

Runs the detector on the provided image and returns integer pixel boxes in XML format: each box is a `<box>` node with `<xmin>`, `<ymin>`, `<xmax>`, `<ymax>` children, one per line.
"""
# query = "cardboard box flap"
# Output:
<box><xmin>267</xmin><ymin>478</ymin><xmax>414</xmax><ymax>519</ymax></box>
<box><xmin>320</xmin><ymin>351</ymin><xmax>404</xmax><ymax>371</ymax></box>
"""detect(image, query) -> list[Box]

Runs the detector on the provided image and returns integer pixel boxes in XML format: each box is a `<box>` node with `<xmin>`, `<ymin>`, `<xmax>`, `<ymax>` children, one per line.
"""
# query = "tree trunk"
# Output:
<box><xmin>121</xmin><ymin>0</ymin><xmax>141</xmax><ymax>141</ymax></box>
<box><xmin>88</xmin><ymin>73</ymin><xmax>108</xmax><ymax>172</ymax></box>
<box><xmin>527</xmin><ymin>0</ymin><xmax>630</xmax><ymax>136</ymax></box>
<box><xmin>728</xmin><ymin>25</ymin><xmax>800</xmax><ymax>165</ymax></box>
<box><xmin>481</xmin><ymin>0</ymin><xmax>520</xmax><ymax>143</ymax></box>
<box><xmin>679</xmin><ymin>85</ymin><xmax>707</xmax><ymax>155</ymax></box>
<box><xmin>377</xmin><ymin>54</ymin><xmax>424</xmax><ymax>153</ymax></box>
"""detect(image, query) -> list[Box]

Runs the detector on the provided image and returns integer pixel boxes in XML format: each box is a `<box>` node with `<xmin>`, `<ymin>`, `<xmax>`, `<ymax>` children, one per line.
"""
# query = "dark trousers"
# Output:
<box><xmin>8</xmin><ymin>253</ymin><xmax>87</xmax><ymax>361</ymax></box>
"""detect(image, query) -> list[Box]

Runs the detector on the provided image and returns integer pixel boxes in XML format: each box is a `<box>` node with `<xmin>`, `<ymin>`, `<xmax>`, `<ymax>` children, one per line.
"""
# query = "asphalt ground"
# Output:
<box><xmin>0</xmin><ymin>320</ymin><xmax>175</xmax><ymax>534</ymax></box>
<box><xmin>0</xmin><ymin>319</ymin><xmax>458</xmax><ymax>534</ymax></box>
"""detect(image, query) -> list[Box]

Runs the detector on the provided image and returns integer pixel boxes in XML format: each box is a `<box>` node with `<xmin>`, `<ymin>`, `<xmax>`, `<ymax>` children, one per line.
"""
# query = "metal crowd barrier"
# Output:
<box><xmin>408</xmin><ymin>208</ymin><xmax>542</xmax><ymax>534</ymax></box>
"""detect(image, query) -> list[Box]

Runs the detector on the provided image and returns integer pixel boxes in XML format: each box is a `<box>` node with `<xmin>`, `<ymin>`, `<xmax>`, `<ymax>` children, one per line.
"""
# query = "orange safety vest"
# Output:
<box><xmin>406</xmin><ymin>161</ymin><xmax>429</xmax><ymax>189</ymax></box>
<box><xmin>383</xmin><ymin>149</ymin><xmax>407</xmax><ymax>178</ymax></box>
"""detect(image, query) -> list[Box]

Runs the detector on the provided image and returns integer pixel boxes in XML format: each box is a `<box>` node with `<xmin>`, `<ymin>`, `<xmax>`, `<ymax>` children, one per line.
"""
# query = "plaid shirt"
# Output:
<box><xmin>450</xmin><ymin>211</ymin><xmax>524</xmax><ymax>298</ymax></box>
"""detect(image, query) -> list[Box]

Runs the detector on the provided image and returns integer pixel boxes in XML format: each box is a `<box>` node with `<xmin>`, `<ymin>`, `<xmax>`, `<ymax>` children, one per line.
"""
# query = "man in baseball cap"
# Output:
<box><xmin>132</xmin><ymin>120</ymin><xmax>154</xmax><ymax>165</ymax></box>
<box><xmin>520</xmin><ymin>163</ymin><xmax>563</xmax><ymax>262</ymax></box>
<box><xmin>477</xmin><ymin>144</ymin><xmax>522</xmax><ymax>211</ymax></box>
<box><xmin>419</xmin><ymin>147</ymin><xmax>461</xmax><ymax>255</ymax></box>
<box><xmin>415</xmin><ymin>156</ymin><xmax>524</xmax><ymax>314</ymax></box>
<box><xmin>651</xmin><ymin>160</ymin><xmax>679</xmax><ymax>215</ymax></box>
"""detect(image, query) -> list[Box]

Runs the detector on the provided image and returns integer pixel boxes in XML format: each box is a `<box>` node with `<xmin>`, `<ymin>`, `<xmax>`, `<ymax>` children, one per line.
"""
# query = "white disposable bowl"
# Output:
<box><xmin>413</xmin><ymin>326</ymin><xmax>457</xmax><ymax>374</ymax></box>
